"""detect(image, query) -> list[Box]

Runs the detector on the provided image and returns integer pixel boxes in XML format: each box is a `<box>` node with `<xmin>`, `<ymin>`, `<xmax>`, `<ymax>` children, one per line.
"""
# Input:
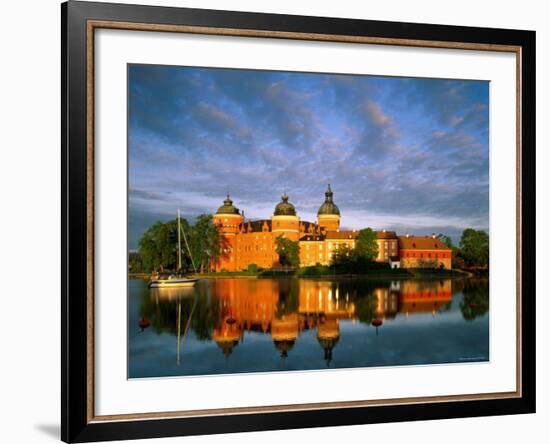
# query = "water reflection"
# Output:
<box><xmin>130</xmin><ymin>277</ymin><xmax>489</xmax><ymax>377</ymax></box>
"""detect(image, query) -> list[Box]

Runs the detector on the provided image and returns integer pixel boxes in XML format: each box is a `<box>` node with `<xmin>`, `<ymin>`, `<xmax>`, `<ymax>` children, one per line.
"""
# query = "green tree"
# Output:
<box><xmin>188</xmin><ymin>214</ymin><xmax>221</xmax><ymax>273</ymax></box>
<box><xmin>137</xmin><ymin>217</ymin><xmax>194</xmax><ymax>273</ymax></box>
<box><xmin>138</xmin><ymin>220</ymin><xmax>177</xmax><ymax>272</ymax></box>
<box><xmin>275</xmin><ymin>235</ymin><xmax>300</xmax><ymax>267</ymax></box>
<box><xmin>437</xmin><ymin>234</ymin><xmax>454</xmax><ymax>249</ymax></box>
<box><xmin>437</xmin><ymin>233</ymin><xmax>464</xmax><ymax>268</ymax></box>
<box><xmin>459</xmin><ymin>229</ymin><xmax>489</xmax><ymax>268</ymax></box>
<box><xmin>128</xmin><ymin>251</ymin><xmax>144</xmax><ymax>273</ymax></box>
<box><xmin>354</xmin><ymin>228</ymin><xmax>379</xmax><ymax>261</ymax></box>
<box><xmin>331</xmin><ymin>243</ymin><xmax>353</xmax><ymax>266</ymax></box>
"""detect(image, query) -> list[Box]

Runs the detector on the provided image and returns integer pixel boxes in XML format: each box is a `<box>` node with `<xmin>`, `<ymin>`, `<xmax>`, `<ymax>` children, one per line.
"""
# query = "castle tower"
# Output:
<box><xmin>317</xmin><ymin>318</ymin><xmax>340</xmax><ymax>366</ymax></box>
<box><xmin>213</xmin><ymin>194</ymin><xmax>244</xmax><ymax>271</ymax></box>
<box><xmin>317</xmin><ymin>184</ymin><xmax>340</xmax><ymax>231</ymax></box>
<box><xmin>271</xmin><ymin>193</ymin><xmax>300</xmax><ymax>242</ymax></box>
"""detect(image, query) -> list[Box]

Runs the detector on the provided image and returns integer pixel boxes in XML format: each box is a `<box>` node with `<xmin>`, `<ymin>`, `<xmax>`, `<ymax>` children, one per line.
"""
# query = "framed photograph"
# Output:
<box><xmin>62</xmin><ymin>1</ymin><xmax>535</xmax><ymax>442</ymax></box>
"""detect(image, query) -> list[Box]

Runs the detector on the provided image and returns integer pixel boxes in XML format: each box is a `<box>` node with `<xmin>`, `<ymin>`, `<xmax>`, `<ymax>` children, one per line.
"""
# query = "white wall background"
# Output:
<box><xmin>0</xmin><ymin>0</ymin><xmax>547</xmax><ymax>443</ymax></box>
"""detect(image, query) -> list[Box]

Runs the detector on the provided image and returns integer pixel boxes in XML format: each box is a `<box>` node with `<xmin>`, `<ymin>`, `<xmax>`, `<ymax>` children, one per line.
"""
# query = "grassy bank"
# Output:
<box><xmin>184</xmin><ymin>267</ymin><xmax>470</xmax><ymax>279</ymax></box>
<box><xmin>291</xmin><ymin>266</ymin><xmax>468</xmax><ymax>279</ymax></box>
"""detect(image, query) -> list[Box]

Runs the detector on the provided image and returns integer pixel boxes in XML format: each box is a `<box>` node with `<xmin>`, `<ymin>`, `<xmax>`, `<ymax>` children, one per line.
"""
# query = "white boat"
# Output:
<box><xmin>148</xmin><ymin>275</ymin><xmax>198</xmax><ymax>288</ymax></box>
<box><xmin>148</xmin><ymin>209</ymin><xmax>199</xmax><ymax>289</ymax></box>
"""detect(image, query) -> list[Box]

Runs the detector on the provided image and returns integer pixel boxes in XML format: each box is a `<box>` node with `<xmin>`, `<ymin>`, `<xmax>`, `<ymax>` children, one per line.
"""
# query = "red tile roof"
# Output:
<box><xmin>398</xmin><ymin>236</ymin><xmax>451</xmax><ymax>250</ymax></box>
<box><xmin>375</xmin><ymin>230</ymin><xmax>398</xmax><ymax>239</ymax></box>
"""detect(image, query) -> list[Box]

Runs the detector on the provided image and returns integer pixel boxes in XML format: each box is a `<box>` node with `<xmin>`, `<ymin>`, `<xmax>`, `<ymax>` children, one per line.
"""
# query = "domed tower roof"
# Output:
<box><xmin>273</xmin><ymin>339</ymin><xmax>296</xmax><ymax>358</ymax></box>
<box><xmin>317</xmin><ymin>184</ymin><xmax>340</xmax><ymax>216</ymax></box>
<box><xmin>216</xmin><ymin>194</ymin><xmax>240</xmax><ymax>215</ymax></box>
<box><xmin>216</xmin><ymin>339</ymin><xmax>239</xmax><ymax>357</ymax></box>
<box><xmin>274</xmin><ymin>193</ymin><xmax>296</xmax><ymax>216</ymax></box>
<box><xmin>318</xmin><ymin>335</ymin><xmax>340</xmax><ymax>366</ymax></box>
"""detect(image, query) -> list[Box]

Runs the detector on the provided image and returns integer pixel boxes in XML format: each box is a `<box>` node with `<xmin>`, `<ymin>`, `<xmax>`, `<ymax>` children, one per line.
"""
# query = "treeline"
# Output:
<box><xmin>129</xmin><ymin>219</ymin><xmax>489</xmax><ymax>274</ymax></box>
<box><xmin>129</xmin><ymin>214</ymin><xmax>221</xmax><ymax>273</ymax></box>
<box><xmin>437</xmin><ymin>228</ymin><xmax>489</xmax><ymax>269</ymax></box>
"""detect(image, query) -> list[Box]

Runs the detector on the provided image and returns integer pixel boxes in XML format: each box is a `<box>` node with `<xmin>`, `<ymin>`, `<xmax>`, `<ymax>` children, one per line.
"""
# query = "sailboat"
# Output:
<box><xmin>148</xmin><ymin>210</ymin><xmax>199</xmax><ymax>288</ymax></box>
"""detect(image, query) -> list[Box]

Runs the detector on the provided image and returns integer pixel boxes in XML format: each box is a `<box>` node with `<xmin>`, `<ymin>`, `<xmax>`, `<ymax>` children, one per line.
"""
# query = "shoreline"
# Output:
<box><xmin>130</xmin><ymin>269</ymin><xmax>479</xmax><ymax>280</ymax></box>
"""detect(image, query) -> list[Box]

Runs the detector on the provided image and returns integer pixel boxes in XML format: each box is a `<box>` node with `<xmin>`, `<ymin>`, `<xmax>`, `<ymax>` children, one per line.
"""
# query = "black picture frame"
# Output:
<box><xmin>62</xmin><ymin>1</ymin><xmax>536</xmax><ymax>442</ymax></box>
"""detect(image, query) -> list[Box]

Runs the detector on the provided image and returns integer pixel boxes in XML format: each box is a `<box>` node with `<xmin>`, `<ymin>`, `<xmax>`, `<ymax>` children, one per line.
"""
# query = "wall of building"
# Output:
<box><xmin>215</xmin><ymin>223</ymin><xmax>453</xmax><ymax>271</ymax></box>
<box><xmin>376</xmin><ymin>238</ymin><xmax>399</xmax><ymax>262</ymax></box>
<box><xmin>317</xmin><ymin>214</ymin><xmax>340</xmax><ymax>231</ymax></box>
<box><xmin>271</xmin><ymin>215</ymin><xmax>300</xmax><ymax>241</ymax></box>
<box><xmin>400</xmin><ymin>249</ymin><xmax>452</xmax><ymax>269</ymax></box>
<box><xmin>234</xmin><ymin>231</ymin><xmax>276</xmax><ymax>270</ymax></box>
<box><xmin>299</xmin><ymin>240</ymin><xmax>327</xmax><ymax>266</ymax></box>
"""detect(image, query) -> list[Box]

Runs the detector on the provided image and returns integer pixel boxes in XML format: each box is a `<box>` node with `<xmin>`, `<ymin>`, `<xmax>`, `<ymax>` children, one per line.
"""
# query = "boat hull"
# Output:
<box><xmin>148</xmin><ymin>278</ymin><xmax>199</xmax><ymax>288</ymax></box>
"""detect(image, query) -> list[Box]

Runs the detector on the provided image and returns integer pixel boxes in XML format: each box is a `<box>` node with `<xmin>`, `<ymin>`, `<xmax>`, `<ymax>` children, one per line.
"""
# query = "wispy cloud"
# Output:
<box><xmin>128</xmin><ymin>65</ymin><xmax>489</xmax><ymax>248</ymax></box>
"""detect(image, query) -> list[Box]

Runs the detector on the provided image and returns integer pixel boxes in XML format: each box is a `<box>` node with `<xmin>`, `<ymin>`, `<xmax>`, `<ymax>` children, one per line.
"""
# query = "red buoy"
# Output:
<box><xmin>372</xmin><ymin>319</ymin><xmax>383</xmax><ymax>336</ymax></box>
<box><xmin>138</xmin><ymin>318</ymin><xmax>150</xmax><ymax>330</ymax></box>
<box><xmin>372</xmin><ymin>319</ymin><xmax>383</xmax><ymax>327</ymax></box>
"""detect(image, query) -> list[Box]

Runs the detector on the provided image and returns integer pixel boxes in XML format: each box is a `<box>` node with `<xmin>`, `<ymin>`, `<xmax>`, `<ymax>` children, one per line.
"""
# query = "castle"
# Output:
<box><xmin>212</xmin><ymin>185</ymin><xmax>452</xmax><ymax>271</ymax></box>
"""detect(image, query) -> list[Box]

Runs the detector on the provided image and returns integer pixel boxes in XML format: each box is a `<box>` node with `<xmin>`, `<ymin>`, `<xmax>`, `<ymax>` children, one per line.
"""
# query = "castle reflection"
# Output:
<box><xmin>133</xmin><ymin>277</ymin><xmax>489</xmax><ymax>377</ymax></box>
<box><xmin>151</xmin><ymin>278</ymin><xmax>454</xmax><ymax>364</ymax></box>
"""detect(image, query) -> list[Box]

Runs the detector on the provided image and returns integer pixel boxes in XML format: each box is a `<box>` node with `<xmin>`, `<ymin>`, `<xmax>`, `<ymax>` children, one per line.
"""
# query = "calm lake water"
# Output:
<box><xmin>128</xmin><ymin>277</ymin><xmax>489</xmax><ymax>378</ymax></box>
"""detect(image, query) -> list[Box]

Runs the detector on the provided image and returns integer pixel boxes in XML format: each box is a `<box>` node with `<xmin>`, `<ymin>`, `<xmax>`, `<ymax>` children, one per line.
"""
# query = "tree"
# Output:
<box><xmin>437</xmin><ymin>234</ymin><xmax>454</xmax><ymax>249</ymax></box>
<box><xmin>354</xmin><ymin>228</ymin><xmax>379</xmax><ymax>261</ymax></box>
<box><xmin>128</xmin><ymin>251</ymin><xmax>144</xmax><ymax>273</ymax></box>
<box><xmin>331</xmin><ymin>243</ymin><xmax>353</xmax><ymax>266</ymax></box>
<box><xmin>137</xmin><ymin>214</ymin><xmax>221</xmax><ymax>273</ymax></box>
<box><xmin>459</xmin><ymin>229</ymin><xmax>489</xmax><ymax>268</ymax></box>
<box><xmin>275</xmin><ymin>235</ymin><xmax>300</xmax><ymax>267</ymax></box>
<box><xmin>437</xmin><ymin>233</ymin><xmax>464</xmax><ymax>268</ymax></box>
<box><xmin>188</xmin><ymin>214</ymin><xmax>221</xmax><ymax>273</ymax></box>
<box><xmin>138</xmin><ymin>216</ymin><xmax>203</xmax><ymax>273</ymax></box>
<box><xmin>138</xmin><ymin>220</ymin><xmax>180</xmax><ymax>272</ymax></box>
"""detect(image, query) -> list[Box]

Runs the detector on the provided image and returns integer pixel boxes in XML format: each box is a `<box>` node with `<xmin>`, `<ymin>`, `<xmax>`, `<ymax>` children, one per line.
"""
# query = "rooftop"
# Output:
<box><xmin>398</xmin><ymin>235</ymin><xmax>451</xmax><ymax>250</ymax></box>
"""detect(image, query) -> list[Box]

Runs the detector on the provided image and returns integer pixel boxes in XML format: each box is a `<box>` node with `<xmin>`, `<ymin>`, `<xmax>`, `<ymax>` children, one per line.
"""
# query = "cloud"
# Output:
<box><xmin>127</xmin><ymin>65</ymin><xmax>489</xmax><ymax>248</ymax></box>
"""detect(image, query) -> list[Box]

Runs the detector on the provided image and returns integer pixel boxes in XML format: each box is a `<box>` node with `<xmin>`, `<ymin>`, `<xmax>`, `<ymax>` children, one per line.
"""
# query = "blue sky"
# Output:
<box><xmin>128</xmin><ymin>64</ymin><xmax>489</xmax><ymax>249</ymax></box>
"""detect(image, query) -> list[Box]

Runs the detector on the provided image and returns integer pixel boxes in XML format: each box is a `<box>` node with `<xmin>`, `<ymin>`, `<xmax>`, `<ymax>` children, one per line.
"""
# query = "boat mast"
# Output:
<box><xmin>180</xmin><ymin>223</ymin><xmax>197</xmax><ymax>273</ymax></box>
<box><xmin>177</xmin><ymin>209</ymin><xmax>182</xmax><ymax>272</ymax></box>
